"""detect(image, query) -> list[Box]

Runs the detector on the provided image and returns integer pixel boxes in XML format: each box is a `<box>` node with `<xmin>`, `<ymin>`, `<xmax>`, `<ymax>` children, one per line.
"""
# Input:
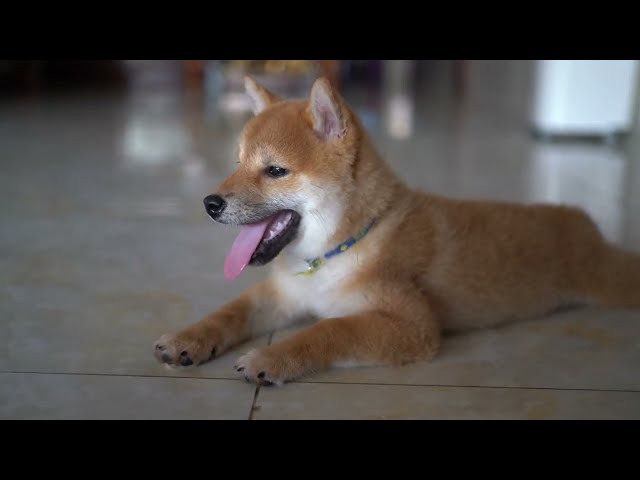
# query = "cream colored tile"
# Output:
<box><xmin>2</xmin><ymin>277</ymin><xmax>269</xmax><ymax>378</ymax></box>
<box><xmin>272</xmin><ymin>308</ymin><xmax>640</xmax><ymax>391</ymax></box>
<box><xmin>253</xmin><ymin>383</ymin><xmax>640</xmax><ymax>420</ymax></box>
<box><xmin>0</xmin><ymin>373</ymin><xmax>256</xmax><ymax>420</ymax></box>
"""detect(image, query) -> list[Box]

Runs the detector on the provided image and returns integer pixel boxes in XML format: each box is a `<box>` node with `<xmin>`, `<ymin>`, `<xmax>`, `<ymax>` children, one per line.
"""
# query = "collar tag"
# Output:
<box><xmin>294</xmin><ymin>219</ymin><xmax>376</xmax><ymax>276</ymax></box>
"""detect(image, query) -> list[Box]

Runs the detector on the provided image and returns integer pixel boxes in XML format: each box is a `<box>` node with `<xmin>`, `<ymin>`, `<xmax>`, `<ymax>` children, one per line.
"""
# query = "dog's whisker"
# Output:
<box><xmin>245</xmin><ymin>202</ymin><xmax>269</xmax><ymax>208</ymax></box>
<box><xmin>311</xmin><ymin>208</ymin><xmax>329</xmax><ymax>239</ymax></box>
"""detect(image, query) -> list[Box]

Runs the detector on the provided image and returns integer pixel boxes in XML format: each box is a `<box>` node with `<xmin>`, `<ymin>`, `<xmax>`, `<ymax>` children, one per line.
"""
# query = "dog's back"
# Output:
<box><xmin>373</xmin><ymin>190</ymin><xmax>640</xmax><ymax>331</ymax></box>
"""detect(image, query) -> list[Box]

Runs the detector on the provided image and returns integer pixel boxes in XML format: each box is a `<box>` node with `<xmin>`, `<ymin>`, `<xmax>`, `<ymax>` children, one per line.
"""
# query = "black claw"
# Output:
<box><xmin>244</xmin><ymin>376</ymin><xmax>251</xmax><ymax>383</ymax></box>
<box><xmin>210</xmin><ymin>347</ymin><xmax>217</xmax><ymax>359</ymax></box>
<box><xmin>257</xmin><ymin>371</ymin><xmax>265</xmax><ymax>379</ymax></box>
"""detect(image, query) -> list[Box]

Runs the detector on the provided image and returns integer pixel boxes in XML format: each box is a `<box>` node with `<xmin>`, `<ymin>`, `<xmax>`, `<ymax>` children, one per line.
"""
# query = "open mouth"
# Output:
<box><xmin>224</xmin><ymin>210</ymin><xmax>301</xmax><ymax>281</ymax></box>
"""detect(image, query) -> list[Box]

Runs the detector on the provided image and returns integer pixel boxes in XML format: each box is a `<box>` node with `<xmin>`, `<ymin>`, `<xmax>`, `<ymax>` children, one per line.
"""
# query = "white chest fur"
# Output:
<box><xmin>273</xmin><ymin>250</ymin><xmax>371</xmax><ymax>320</ymax></box>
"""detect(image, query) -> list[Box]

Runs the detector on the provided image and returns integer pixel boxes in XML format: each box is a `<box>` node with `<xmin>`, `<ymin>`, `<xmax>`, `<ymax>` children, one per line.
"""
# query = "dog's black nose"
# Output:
<box><xmin>203</xmin><ymin>195</ymin><xmax>226</xmax><ymax>218</ymax></box>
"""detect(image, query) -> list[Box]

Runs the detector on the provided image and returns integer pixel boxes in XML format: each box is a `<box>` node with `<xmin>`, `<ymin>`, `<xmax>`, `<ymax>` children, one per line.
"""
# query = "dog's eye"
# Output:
<box><xmin>266</xmin><ymin>166</ymin><xmax>289</xmax><ymax>178</ymax></box>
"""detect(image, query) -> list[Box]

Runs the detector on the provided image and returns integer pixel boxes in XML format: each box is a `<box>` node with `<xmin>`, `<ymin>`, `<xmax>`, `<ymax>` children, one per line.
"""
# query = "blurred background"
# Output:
<box><xmin>2</xmin><ymin>60</ymin><xmax>638</xmax><ymax>241</ymax></box>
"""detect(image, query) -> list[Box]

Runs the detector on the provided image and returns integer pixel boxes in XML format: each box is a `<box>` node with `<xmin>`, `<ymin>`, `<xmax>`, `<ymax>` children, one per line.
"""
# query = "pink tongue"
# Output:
<box><xmin>223</xmin><ymin>216</ymin><xmax>273</xmax><ymax>281</ymax></box>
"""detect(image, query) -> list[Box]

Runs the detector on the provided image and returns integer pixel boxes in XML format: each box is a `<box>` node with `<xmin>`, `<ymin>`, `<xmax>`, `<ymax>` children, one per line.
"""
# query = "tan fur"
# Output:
<box><xmin>154</xmin><ymin>77</ymin><xmax>640</xmax><ymax>385</ymax></box>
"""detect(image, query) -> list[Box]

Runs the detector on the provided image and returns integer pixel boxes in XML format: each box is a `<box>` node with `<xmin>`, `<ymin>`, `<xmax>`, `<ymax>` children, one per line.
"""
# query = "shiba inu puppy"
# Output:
<box><xmin>154</xmin><ymin>76</ymin><xmax>640</xmax><ymax>386</ymax></box>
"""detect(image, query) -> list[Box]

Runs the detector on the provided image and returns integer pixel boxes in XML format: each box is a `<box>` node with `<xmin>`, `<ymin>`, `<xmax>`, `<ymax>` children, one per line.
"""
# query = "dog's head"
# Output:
<box><xmin>205</xmin><ymin>77</ymin><xmax>361</xmax><ymax>280</ymax></box>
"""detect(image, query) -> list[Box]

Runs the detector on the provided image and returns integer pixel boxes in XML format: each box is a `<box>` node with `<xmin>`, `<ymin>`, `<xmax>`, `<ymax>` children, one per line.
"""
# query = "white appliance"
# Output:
<box><xmin>532</xmin><ymin>60</ymin><xmax>639</xmax><ymax>137</ymax></box>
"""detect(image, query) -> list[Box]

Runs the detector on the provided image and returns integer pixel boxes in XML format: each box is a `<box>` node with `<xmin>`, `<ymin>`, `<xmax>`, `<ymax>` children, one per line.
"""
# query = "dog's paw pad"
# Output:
<box><xmin>153</xmin><ymin>333</ymin><xmax>218</xmax><ymax>368</ymax></box>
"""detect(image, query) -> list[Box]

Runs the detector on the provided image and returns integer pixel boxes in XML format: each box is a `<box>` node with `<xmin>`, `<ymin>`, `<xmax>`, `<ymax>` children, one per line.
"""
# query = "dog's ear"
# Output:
<box><xmin>244</xmin><ymin>76</ymin><xmax>280</xmax><ymax>115</ymax></box>
<box><xmin>309</xmin><ymin>77</ymin><xmax>346</xmax><ymax>140</ymax></box>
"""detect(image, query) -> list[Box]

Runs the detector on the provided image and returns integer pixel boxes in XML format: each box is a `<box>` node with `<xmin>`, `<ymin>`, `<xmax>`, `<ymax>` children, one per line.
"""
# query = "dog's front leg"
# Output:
<box><xmin>153</xmin><ymin>280</ymin><xmax>296</xmax><ymax>368</ymax></box>
<box><xmin>235</xmin><ymin>295</ymin><xmax>441</xmax><ymax>385</ymax></box>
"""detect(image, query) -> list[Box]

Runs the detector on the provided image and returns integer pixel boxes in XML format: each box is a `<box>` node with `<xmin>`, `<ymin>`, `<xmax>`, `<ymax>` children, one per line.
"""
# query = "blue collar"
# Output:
<box><xmin>296</xmin><ymin>219</ymin><xmax>377</xmax><ymax>276</ymax></box>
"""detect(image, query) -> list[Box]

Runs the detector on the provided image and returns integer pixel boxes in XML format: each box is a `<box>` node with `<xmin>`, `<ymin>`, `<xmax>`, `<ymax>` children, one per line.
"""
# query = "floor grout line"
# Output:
<box><xmin>2</xmin><ymin>369</ymin><xmax>638</xmax><ymax>394</ymax></box>
<box><xmin>289</xmin><ymin>380</ymin><xmax>640</xmax><ymax>394</ymax></box>
<box><xmin>248</xmin><ymin>330</ymin><xmax>275</xmax><ymax>421</ymax></box>
<box><xmin>0</xmin><ymin>370</ymin><xmax>246</xmax><ymax>382</ymax></box>
<box><xmin>248</xmin><ymin>385</ymin><xmax>261</xmax><ymax>421</ymax></box>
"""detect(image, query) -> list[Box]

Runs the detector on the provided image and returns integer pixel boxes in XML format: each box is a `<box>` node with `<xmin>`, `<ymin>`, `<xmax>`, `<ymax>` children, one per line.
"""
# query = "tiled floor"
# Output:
<box><xmin>2</xmin><ymin>61</ymin><xmax>639</xmax><ymax>419</ymax></box>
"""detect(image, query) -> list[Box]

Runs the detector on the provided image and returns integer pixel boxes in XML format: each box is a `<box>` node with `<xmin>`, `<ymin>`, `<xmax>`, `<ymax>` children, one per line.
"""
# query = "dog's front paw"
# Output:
<box><xmin>234</xmin><ymin>348</ymin><xmax>296</xmax><ymax>386</ymax></box>
<box><xmin>153</xmin><ymin>332</ymin><xmax>219</xmax><ymax>368</ymax></box>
